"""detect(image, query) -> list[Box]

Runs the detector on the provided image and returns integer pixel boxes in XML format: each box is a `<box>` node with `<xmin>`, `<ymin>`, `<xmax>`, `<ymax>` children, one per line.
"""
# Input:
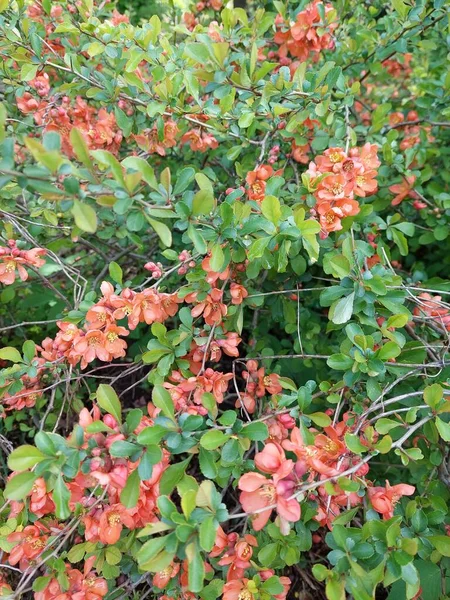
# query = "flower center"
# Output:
<box><xmin>106</xmin><ymin>332</ymin><xmax>118</xmax><ymax>343</ymax></box>
<box><xmin>325</xmin><ymin>440</ymin><xmax>338</xmax><ymax>453</ymax></box>
<box><xmin>238</xmin><ymin>590</ymin><xmax>253</xmax><ymax>600</ymax></box>
<box><xmin>329</xmin><ymin>151</ymin><xmax>341</xmax><ymax>163</ymax></box>
<box><xmin>343</xmin><ymin>160</ymin><xmax>354</xmax><ymax>172</ymax></box>
<box><xmin>260</xmin><ymin>483</ymin><xmax>276</xmax><ymax>501</ymax></box>
<box><xmin>159</xmin><ymin>565</ymin><xmax>173</xmax><ymax>578</ymax></box>
<box><xmin>332</xmin><ymin>183</ymin><xmax>343</xmax><ymax>195</ymax></box>
<box><xmin>107</xmin><ymin>512</ymin><xmax>121</xmax><ymax>526</ymax></box>
<box><xmin>4</xmin><ymin>261</ymin><xmax>15</xmax><ymax>272</ymax></box>
<box><xmin>88</xmin><ymin>336</ymin><xmax>99</xmax><ymax>346</ymax></box>
<box><xmin>356</xmin><ymin>176</ymin><xmax>365</xmax><ymax>185</ymax></box>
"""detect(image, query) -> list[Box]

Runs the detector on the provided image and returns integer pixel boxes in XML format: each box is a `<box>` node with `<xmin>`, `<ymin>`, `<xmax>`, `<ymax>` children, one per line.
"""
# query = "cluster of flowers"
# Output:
<box><xmin>134</xmin><ymin>119</ymin><xmax>179</xmax><ymax>156</ymax></box>
<box><xmin>2</xmin><ymin>354</ymin><xmax>46</xmax><ymax>412</ymax></box>
<box><xmin>26</xmin><ymin>1</ymin><xmax>67</xmax><ymax>54</ymax></box>
<box><xmin>290</xmin><ymin>117</ymin><xmax>320</xmax><ymax>164</ymax></box>
<box><xmin>39</xmin><ymin>282</ymin><xmax>182</xmax><ymax>370</ymax></box>
<box><xmin>306</xmin><ymin>144</ymin><xmax>380</xmax><ymax>236</ymax></box>
<box><xmin>212</xmin><ymin>526</ymin><xmax>292</xmax><ymax>600</ymax></box>
<box><xmin>2</xmin><ymin>254</ymin><xmax>254</xmax><ymax>414</ymax></box>
<box><xmin>413</xmin><ymin>292</ymin><xmax>450</xmax><ymax>332</ymax></box>
<box><xmin>160</xmin><ymin>257</ymin><xmax>252</xmax><ymax>414</ymax></box>
<box><xmin>3</xmin><ymin>403</ymin><xmax>170</xmax><ymax>599</ymax></box>
<box><xmin>181</xmin><ymin>128</ymin><xmax>219</xmax><ymax>153</ymax></box>
<box><xmin>238</xmin><ymin>417</ymin><xmax>415</xmax><ymax>533</ymax></box>
<box><xmin>245</xmin><ymin>165</ymin><xmax>276</xmax><ymax>203</ymax></box>
<box><xmin>388</xmin><ymin>109</ymin><xmax>434</xmax><ymax>151</ymax></box>
<box><xmin>134</xmin><ymin>118</ymin><xmax>219</xmax><ymax>156</ymax></box>
<box><xmin>183</xmin><ymin>0</ymin><xmax>223</xmax><ymax>30</ymax></box>
<box><xmin>0</xmin><ymin>240</ymin><xmax>46</xmax><ymax>286</ymax></box>
<box><xmin>382</xmin><ymin>53</ymin><xmax>413</xmax><ymax>78</ymax></box>
<box><xmin>273</xmin><ymin>1</ymin><xmax>338</xmax><ymax>65</ymax></box>
<box><xmin>17</xmin><ymin>94</ymin><xmax>123</xmax><ymax>157</ymax></box>
<box><xmin>389</xmin><ymin>175</ymin><xmax>421</xmax><ymax>207</ymax></box>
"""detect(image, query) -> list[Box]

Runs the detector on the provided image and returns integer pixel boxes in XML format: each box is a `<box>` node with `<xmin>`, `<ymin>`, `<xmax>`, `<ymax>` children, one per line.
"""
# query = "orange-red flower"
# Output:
<box><xmin>389</xmin><ymin>175</ymin><xmax>418</xmax><ymax>206</ymax></box>
<box><xmin>368</xmin><ymin>481</ymin><xmax>415</xmax><ymax>519</ymax></box>
<box><xmin>238</xmin><ymin>472</ymin><xmax>300</xmax><ymax>530</ymax></box>
<box><xmin>98</xmin><ymin>504</ymin><xmax>135</xmax><ymax>545</ymax></box>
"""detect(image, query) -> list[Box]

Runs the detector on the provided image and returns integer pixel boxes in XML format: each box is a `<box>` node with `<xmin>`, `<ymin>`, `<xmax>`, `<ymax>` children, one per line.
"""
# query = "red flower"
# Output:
<box><xmin>153</xmin><ymin>561</ymin><xmax>180</xmax><ymax>589</ymax></box>
<box><xmin>238</xmin><ymin>472</ymin><xmax>300</xmax><ymax>530</ymax></box>
<box><xmin>230</xmin><ymin>283</ymin><xmax>248</xmax><ymax>305</ymax></box>
<box><xmin>191</xmin><ymin>288</ymin><xmax>227</xmax><ymax>326</ymax></box>
<box><xmin>98</xmin><ymin>504</ymin><xmax>135</xmax><ymax>544</ymax></box>
<box><xmin>389</xmin><ymin>175</ymin><xmax>418</xmax><ymax>206</ymax></box>
<box><xmin>368</xmin><ymin>481</ymin><xmax>415</xmax><ymax>519</ymax></box>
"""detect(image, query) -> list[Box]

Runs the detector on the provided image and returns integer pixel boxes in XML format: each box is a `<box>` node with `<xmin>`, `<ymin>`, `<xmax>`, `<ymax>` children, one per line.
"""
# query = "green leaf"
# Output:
<box><xmin>87</xmin><ymin>41</ymin><xmax>104</xmax><ymax>57</ymax></box>
<box><xmin>323</xmin><ymin>254</ymin><xmax>351</xmax><ymax>279</ymax></box>
<box><xmin>199</xmin><ymin>447</ymin><xmax>218</xmax><ymax>478</ymax></box>
<box><xmin>159</xmin><ymin>457</ymin><xmax>192</xmax><ymax>495</ymax></box>
<box><xmin>4</xmin><ymin>472</ymin><xmax>37</xmax><ymax>501</ymax></box>
<box><xmin>71</xmin><ymin>200</ymin><xmax>97</xmax><ymax>234</ymax></box>
<box><xmin>0</xmin><ymin>347</ymin><xmax>22</xmax><ymax>363</ymax></box>
<box><xmin>326</xmin><ymin>578</ymin><xmax>345</xmax><ymax>600</ymax></box>
<box><xmin>241</xmin><ymin>422</ymin><xmax>269</xmax><ymax>441</ymax></box>
<box><xmin>137</xmin><ymin>425</ymin><xmax>167</xmax><ymax>446</ymax></box>
<box><xmin>375</xmin><ymin>418</ymin><xmax>401</xmax><ymax>434</ymax></box>
<box><xmin>329</xmin><ymin>292</ymin><xmax>355</xmax><ymax>325</ymax></box>
<box><xmin>424</xmin><ymin>384</ymin><xmax>443</xmax><ymax>408</ymax></box>
<box><xmin>122</xmin><ymin>156</ymin><xmax>158</xmax><ymax>190</ymax></box>
<box><xmin>435</xmin><ymin>417</ymin><xmax>450</xmax><ymax>442</ymax></box>
<box><xmin>109</xmin><ymin>262</ymin><xmax>123</xmax><ymax>285</ymax></box>
<box><xmin>344</xmin><ymin>432</ymin><xmax>367</xmax><ymax>455</ymax></box>
<box><xmin>200</xmin><ymin>430</ymin><xmax>230</xmax><ymax>450</ymax></box>
<box><xmin>377</xmin><ymin>341</ymin><xmax>401</xmax><ymax>360</ymax></box>
<box><xmin>186</xmin><ymin>541</ymin><xmax>205</xmax><ymax>593</ymax></box>
<box><xmin>138</xmin><ymin>534</ymin><xmax>171</xmax><ymax>565</ymax></box>
<box><xmin>248</xmin><ymin>237</ymin><xmax>271</xmax><ymax>261</ymax></box>
<box><xmin>188</xmin><ymin>223</ymin><xmax>207</xmax><ymax>254</ymax></box>
<box><xmin>309</xmin><ymin>412</ymin><xmax>332</xmax><ymax>427</ymax></box>
<box><xmin>53</xmin><ymin>474</ymin><xmax>71</xmax><ymax>520</ymax></box>
<box><xmin>209</xmin><ymin>244</ymin><xmax>225</xmax><ymax>272</ymax></box>
<box><xmin>70</xmin><ymin>128</ymin><xmax>91</xmax><ymax>168</ymax></box>
<box><xmin>261</xmin><ymin>195</ymin><xmax>281</xmax><ymax>225</ymax></box>
<box><xmin>67</xmin><ymin>543</ymin><xmax>86</xmax><ymax>563</ymax></box>
<box><xmin>327</xmin><ymin>354</ymin><xmax>353</xmax><ymax>370</ymax></box>
<box><xmin>120</xmin><ymin>469</ymin><xmax>140</xmax><ymax>508</ymax></box>
<box><xmin>192</xmin><ymin>189</ymin><xmax>215</xmax><ymax>217</ymax></box>
<box><xmin>91</xmin><ymin>150</ymin><xmax>125</xmax><ymax>187</ymax></box>
<box><xmin>385</xmin><ymin>314</ymin><xmax>409</xmax><ymax>329</ymax></box>
<box><xmin>8</xmin><ymin>446</ymin><xmax>46</xmax><ymax>471</ymax></box>
<box><xmin>199</xmin><ymin>515</ymin><xmax>217</xmax><ymax>552</ymax></box>
<box><xmin>174</xmin><ymin>168</ymin><xmax>195</xmax><ymax>194</ymax></box>
<box><xmin>21</xmin><ymin>63</ymin><xmax>39</xmax><ymax>82</ymax></box>
<box><xmin>146</xmin><ymin>217</ymin><xmax>172</xmax><ymax>247</ymax></box>
<box><xmin>152</xmin><ymin>385</ymin><xmax>174</xmax><ymax>419</ymax></box>
<box><xmin>105</xmin><ymin>546</ymin><xmax>122</xmax><ymax>565</ymax></box>
<box><xmin>195</xmin><ymin>173</ymin><xmax>214</xmax><ymax>194</ymax></box>
<box><xmin>140</xmin><ymin>549</ymin><xmax>175</xmax><ymax>572</ymax></box>
<box><xmin>22</xmin><ymin>340</ymin><xmax>36</xmax><ymax>363</ymax></box>
<box><xmin>96</xmin><ymin>384</ymin><xmax>122</xmax><ymax>424</ymax></box>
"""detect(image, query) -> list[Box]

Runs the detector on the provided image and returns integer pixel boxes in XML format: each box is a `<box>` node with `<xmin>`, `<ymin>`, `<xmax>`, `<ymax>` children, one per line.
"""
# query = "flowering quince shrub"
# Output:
<box><xmin>0</xmin><ymin>1</ymin><xmax>449</xmax><ymax>600</ymax></box>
